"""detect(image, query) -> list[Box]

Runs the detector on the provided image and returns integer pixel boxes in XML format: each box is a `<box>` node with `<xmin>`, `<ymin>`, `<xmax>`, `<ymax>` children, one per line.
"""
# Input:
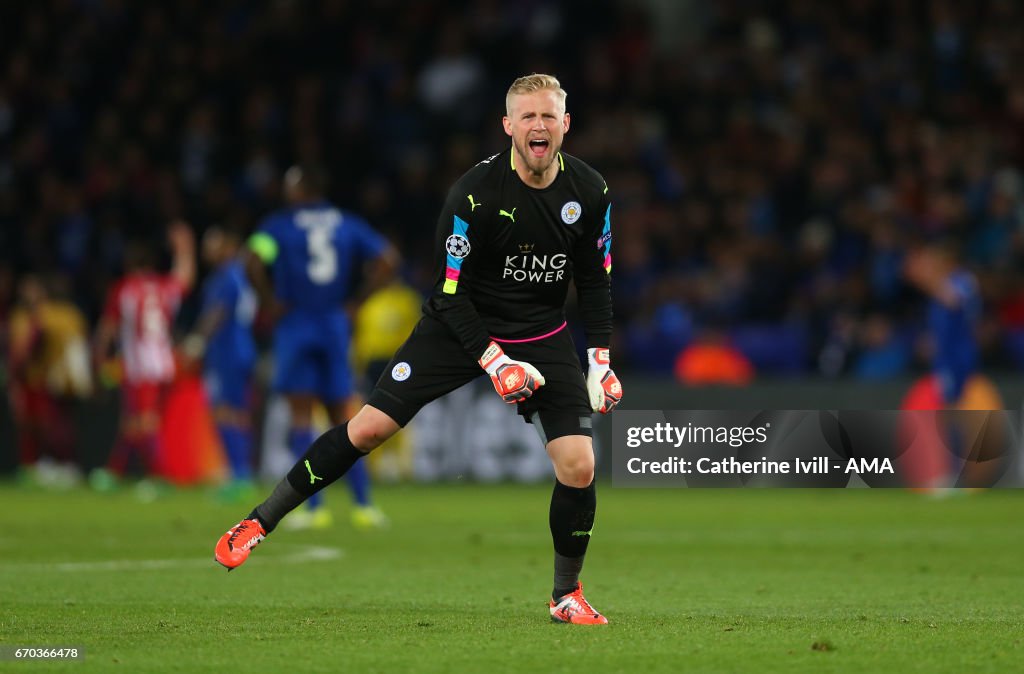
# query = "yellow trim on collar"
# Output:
<box><xmin>510</xmin><ymin>149</ymin><xmax>564</xmax><ymax>171</ymax></box>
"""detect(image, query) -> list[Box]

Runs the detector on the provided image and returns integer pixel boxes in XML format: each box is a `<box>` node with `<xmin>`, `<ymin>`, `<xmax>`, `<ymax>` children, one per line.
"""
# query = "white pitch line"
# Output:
<box><xmin>6</xmin><ymin>546</ymin><xmax>343</xmax><ymax>573</ymax></box>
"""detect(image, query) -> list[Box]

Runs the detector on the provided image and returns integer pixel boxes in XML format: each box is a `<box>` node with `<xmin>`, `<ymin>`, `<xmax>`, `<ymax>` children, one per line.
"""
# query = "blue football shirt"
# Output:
<box><xmin>928</xmin><ymin>269</ymin><xmax>981</xmax><ymax>402</ymax></box>
<box><xmin>200</xmin><ymin>259</ymin><xmax>258</xmax><ymax>370</ymax></box>
<box><xmin>256</xmin><ymin>201</ymin><xmax>387</xmax><ymax>313</ymax></box>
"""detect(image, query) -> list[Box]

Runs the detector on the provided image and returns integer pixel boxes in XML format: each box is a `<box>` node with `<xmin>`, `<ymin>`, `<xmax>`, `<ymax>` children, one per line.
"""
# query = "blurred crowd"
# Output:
<box><xmin>2</xmin><ymin>0</ymin><xmax>1024</xmax><ymax>380</ymax></box>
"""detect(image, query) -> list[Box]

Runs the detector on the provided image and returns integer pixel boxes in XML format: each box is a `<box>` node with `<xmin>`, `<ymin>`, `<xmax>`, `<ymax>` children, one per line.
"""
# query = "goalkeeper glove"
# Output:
<box><xmin>586</xmin><ymin>347</ymin><xmax>622</xmax><ymax>414</ymax></box>
<box><xmin>479</xmin><ymin>341</ymin><xmax>545</xmax><ymax>403</ymax></box>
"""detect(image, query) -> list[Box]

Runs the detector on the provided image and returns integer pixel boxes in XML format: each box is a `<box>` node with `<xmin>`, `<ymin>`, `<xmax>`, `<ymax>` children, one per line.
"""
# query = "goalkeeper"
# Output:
<box><xmin>216</xmin><ymin>74</ymin><xmax>622</xmax><ymax>625</ymax></box>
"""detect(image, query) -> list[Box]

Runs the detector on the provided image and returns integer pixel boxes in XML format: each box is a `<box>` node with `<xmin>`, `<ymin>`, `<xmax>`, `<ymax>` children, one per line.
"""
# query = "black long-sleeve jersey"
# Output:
<box><xmin>423</xmin><ymin>147</ymin><xmax>613</xmax><ymax>360</ymax></box>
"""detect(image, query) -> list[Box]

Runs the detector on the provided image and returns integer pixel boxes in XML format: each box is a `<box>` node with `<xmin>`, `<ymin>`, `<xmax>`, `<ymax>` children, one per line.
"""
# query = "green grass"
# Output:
<box><xmin>1</xmin><ymin>484</ymin><xmax>1021</xmax><ymax>673</ymax></box>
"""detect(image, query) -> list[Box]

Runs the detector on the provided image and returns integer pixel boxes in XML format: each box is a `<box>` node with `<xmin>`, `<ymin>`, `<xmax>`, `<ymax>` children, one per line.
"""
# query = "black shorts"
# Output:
<box><xmin>367</xmin><ymin>315</ymin><xmax>592</xmax><ymax>443</ymax></box>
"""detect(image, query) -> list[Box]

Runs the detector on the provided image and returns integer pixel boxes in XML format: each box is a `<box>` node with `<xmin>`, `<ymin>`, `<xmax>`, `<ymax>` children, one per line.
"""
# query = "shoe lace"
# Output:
<box><xmin>229</xmin><ymin>520</ymin><xmax>259</xmax><ymax>545</ymax></box>
<box><xmin>557</xmin><ymin>587</ymin><xmax>597</xmax><ymax>616</ymax></box>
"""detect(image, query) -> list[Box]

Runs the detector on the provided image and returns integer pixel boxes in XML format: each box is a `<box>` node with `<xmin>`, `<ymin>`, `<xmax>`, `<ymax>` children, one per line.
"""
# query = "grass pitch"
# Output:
<box><xmin>1</xmin><ymin>483</ymin><xmax>1021</xmax><ymax>673</ymax></box>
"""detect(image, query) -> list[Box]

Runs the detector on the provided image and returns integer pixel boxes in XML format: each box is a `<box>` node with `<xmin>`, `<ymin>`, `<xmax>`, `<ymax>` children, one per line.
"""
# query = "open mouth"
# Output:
<box><xmin>528</xmin><ymin>138</ymin><xmax>550</xmax><ymax>157</ymax></box>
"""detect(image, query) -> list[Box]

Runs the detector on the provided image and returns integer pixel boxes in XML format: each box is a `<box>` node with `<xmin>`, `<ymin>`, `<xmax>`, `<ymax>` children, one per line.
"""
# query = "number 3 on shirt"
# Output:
<box><xmin>296</xmin><ymin>209</ymin><xmax>341</xmax><ymax>284</ymax></box>
<box><xmin>305</xmin><ymin>225</ymin><xmax>337</xmax><ymax>284</ymax></box>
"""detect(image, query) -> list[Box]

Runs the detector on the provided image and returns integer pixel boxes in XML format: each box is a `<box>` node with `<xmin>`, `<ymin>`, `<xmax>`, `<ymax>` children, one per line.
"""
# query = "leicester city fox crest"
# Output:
<box><xmin>561</xmin><ymin>201</ymin><xmax>582</xmax><ymax>224</ymax></box>
<box><xmin>391</xmin><ymin>361</ymin><xmax>412</xmax><ymax>381</ymax></box>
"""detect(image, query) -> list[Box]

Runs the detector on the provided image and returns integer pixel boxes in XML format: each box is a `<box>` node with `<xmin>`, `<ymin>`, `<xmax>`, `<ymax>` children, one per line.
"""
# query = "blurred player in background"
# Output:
<box><xmin>903</xmin><ymin>239</ymin><xmax>1001</xmax><ymax>487</ymax></box>
<box><xmin>904</xmin><ymin>240</ymin><xmax>982</xmax><ymax>407</ymax></box>
<box><xmin>244</xmin><ymin>165</ymin><xmax>397</xmax><ymax>529</ymax></box>
<box><xmin>351</xmin><ymin>276</ymin><xmax>422</xmax><ymax>481</ymax></box>
<box><xmin>7</xmin><ymin>274</ymin><xmax>92</xmax><ymax>486</ymax></box>
<box><xmin>91</xmin><ymin>222</ymin><xmax>195</xmax><ymax>489</ymax></box>
<box><xmin>182</xmin><ymin>224</ymin><xmax>258</xmax><ymax>500</ymax></box>
<box><xmin>217</xmin><ymin>74</ymin><xmax>622</xmax><ymax>625</ymax></box>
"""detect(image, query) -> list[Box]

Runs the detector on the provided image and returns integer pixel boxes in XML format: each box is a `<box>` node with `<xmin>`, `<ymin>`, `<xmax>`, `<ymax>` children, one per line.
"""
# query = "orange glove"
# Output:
<box><xmin>478</xmin><ymin>341</ymin><xmax>545</xmax><ymax>403</ymax></box>
<box><xmin>586</xmin><ymin>347</ymin><xmax>622</xmax><ymax>414</ymax></box>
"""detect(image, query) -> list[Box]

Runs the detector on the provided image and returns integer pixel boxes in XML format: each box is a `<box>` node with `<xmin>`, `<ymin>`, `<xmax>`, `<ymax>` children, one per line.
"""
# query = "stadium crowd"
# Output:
<box><xmin>2</xmin><ymin>0</ymin><xmax>1024</xmax><ymax>383</ymax></box>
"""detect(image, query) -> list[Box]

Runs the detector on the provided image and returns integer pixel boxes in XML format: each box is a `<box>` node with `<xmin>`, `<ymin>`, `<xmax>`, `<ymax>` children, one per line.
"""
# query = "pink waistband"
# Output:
<box><xmin>490</xmin><ymin>321</ymin><xmax>567</xmax><ymax>344</ymax></box>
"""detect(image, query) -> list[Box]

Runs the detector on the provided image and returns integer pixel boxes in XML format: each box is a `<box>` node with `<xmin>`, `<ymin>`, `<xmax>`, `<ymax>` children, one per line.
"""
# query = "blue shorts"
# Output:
<box><xmin>272</xmin><ymin>311</ymin><xmax>353</xmax><ymax>403</ymax></box>
<box><xmin>204</xmin><ymin>359</ymin><xmax>254</xmax><ymax>409</ymax></box>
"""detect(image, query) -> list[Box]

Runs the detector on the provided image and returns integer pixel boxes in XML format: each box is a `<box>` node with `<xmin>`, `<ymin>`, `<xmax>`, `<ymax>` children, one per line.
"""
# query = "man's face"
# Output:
<box><xmin>202</xmin><ymin>229</ymin><xmax>225</xmax><ymax>266</ymax></box>
<box><xmin>18</xmin><ymin>277</ymin><xmax>44</xmax><ymax>308</ymax></box>
<box><xmin>503</xmin><ymin>90</ymin><xmax>570</xmax><ymax>177</ymax></box>
<box><xmin>283</xmin><ymin>166</ymin><xmax>304</xmax><ymax>204</ymax></box>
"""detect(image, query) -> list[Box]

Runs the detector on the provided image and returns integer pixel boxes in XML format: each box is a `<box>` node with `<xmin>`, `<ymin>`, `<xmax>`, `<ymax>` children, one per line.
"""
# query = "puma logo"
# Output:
<box><xmin>467</xmin><ymin>194</ymin><xmax>482</xmax><ymax>211</ymax></box>
<box><xmin>304</xmin><ymin>459</ymin><xmax>323</xmax><ymax>485</ymax></box>
<box><xmin>499</xmin><ymin>207</ymin><xmax>516</xmax><ymax>223</ymax></box>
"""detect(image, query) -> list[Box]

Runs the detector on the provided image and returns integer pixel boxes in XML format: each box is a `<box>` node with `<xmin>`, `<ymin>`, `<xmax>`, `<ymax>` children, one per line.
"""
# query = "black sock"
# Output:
<box><xmin>252</xmin><ymin>422</ymin><xmax>367</xmax><ymax>532</ymax></box>
<box><xmin>249</xmin><ymin>480</ymin><xmax>302</xmax><ymax>534</ymax></box>
<box><xmin>549</xmin><ymin>479</ymin><xmax>596</xmax><ymax>598</ymax></box>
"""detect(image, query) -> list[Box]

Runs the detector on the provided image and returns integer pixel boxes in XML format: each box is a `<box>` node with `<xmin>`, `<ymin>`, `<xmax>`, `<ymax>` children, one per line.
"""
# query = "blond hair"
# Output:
<box><xmin>505</xmin><ymin>73</ymin><xmax>567</xmax><ymax>116</ymax></box>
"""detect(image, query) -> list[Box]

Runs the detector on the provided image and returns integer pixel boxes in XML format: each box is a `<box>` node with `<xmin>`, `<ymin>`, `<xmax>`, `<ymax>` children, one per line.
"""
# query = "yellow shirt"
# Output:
<box><xmin>352</xmin><ymin>283</ymin><xmax>422</xmax><ymax>370</ymax></box>
<box><xmin>8</xmin><ymin>301</ymin><xmax>92</xmax><ymax>396</ymax></box>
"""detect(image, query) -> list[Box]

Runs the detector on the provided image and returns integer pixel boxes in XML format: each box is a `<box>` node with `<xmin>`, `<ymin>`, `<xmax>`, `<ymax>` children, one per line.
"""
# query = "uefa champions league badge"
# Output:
<box><xmin>445</xmin><ymin>234</ymin><xmax>471</xmax><ymax>258</ymax></box>
<box><xmin>391</xmin><ymin>362</ymin><xmax>412</xmax><ymax>381</ymax></box>
<box><xmin>561</xmin><ymin>201</ymin><xmax>582</xmax><ymax>224</ymax></box>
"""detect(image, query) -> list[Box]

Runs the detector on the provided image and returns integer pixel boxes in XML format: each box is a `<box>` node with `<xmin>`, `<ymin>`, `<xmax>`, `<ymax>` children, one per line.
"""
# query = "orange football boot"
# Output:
<box><xmin>549</xmin><ymin>582</ymin><xmax>608</xmax><ymax>625</ymax></box>
<box><xmin>214</xmin><ymin>518</ymin><xmax>266</xmax><ymax>570</ymax></box>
